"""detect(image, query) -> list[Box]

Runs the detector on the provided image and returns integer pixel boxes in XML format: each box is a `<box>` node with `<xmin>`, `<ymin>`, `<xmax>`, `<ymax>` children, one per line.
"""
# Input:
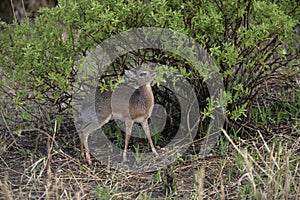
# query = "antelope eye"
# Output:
<box><xmin>139</xmin><ymin>72</ymin><xmax>148</xmax><ymax>77</ymax></box>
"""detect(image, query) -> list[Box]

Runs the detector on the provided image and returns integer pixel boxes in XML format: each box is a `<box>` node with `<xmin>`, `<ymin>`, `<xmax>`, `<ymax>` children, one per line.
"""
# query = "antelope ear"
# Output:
<box><xmin>125</xmin><ymin>70</ymin><xmax>137</xmax><ymax>79</ymax></box>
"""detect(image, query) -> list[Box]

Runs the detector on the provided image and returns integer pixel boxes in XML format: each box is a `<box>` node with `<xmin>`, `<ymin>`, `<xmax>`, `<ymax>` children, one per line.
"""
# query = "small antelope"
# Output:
<box><xmin>79</xmin><ymin>67</ymin><xmax>158</xmax><ymax>164</ymax></box>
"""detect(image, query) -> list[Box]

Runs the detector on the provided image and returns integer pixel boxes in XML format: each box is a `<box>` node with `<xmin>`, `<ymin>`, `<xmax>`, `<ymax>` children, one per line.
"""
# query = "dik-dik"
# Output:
<box><xmin>79</xmin><ymin>68</ymin><xmax>158</xmax><ymax>164</ymax></box>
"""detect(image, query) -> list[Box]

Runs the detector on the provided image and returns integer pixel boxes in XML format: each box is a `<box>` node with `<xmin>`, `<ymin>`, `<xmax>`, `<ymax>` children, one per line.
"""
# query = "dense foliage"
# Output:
<box><xmin>0</xmin><ymin>0</ymin><xmax>299</xmax><ymax>122</ymax></box>
<box><xmin>0</xmin><ymin>1</ymin><xmax>300</xmax><ymax>199</ymax></box>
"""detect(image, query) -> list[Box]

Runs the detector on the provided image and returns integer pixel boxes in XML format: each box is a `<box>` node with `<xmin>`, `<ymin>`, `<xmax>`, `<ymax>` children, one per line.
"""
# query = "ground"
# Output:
<box><xmin>0</xmin><ymin>111</ymin><xmax>299</xmax><ymax>199</ymax></box>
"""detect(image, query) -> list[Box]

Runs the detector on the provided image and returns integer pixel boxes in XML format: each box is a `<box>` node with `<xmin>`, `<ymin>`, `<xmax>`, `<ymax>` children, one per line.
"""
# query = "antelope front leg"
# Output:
<box><xmin>142</xmin><ymin>119</ymin><xmax>158</xmax><ymax>157</ymax></box>
<box><xmin>123</xmin><ymin>120</ymin><xmax>133</xmax><ymax>162</ymax></box>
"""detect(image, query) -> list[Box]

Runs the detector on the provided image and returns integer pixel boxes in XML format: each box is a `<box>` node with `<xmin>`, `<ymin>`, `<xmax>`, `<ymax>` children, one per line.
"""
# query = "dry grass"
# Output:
<box><xmin>0</xmin><ymin>121</ymin><xmax>299</xmax><ymax>199</ymax></box>
<box><xmin>0</xmin><ymin>82</ymin><xmax>299</xmax><ymax>199</ymax></box>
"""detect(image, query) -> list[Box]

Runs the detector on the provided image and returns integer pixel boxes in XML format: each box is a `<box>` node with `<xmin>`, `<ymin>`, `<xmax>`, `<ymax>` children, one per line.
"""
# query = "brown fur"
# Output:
<box><xmin>79</xmin><ymin>68</ymin><xmax>158</xmax><ymax>164</ymax></box>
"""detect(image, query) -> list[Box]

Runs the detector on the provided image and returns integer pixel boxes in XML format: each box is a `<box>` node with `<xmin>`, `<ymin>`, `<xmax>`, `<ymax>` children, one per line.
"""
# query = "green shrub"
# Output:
<box><xmin>0</xmin><ymin>0</ymin><xmax>299</xmax><ymax>123</ymax></box>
